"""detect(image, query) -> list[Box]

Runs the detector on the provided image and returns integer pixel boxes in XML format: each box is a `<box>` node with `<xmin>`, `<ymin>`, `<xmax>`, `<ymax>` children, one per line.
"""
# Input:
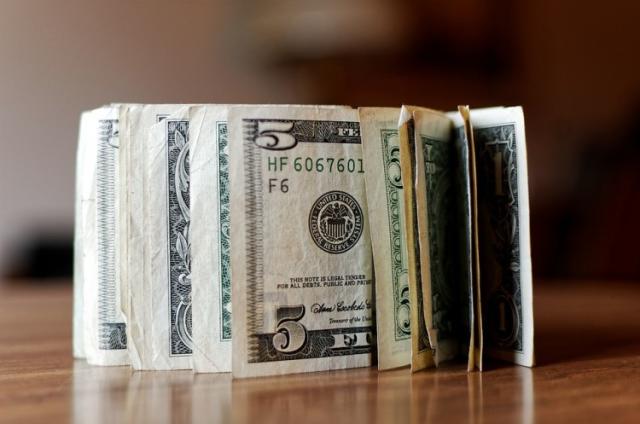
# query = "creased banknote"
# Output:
<box><xmin>446</xmin><ymin>109</ymin><xmax>478</xmax><ymax>371</ymax></box>
<box><xmin>397</xmin><ymin>106</ymin><xmax>435</xmax><ymax>372</ymax></box>
<box><xmin>73</xmin><ymin>111</ymin><xmax>90</xmax><ymax>360</ymax></box>
<box><xmin>143</xmin><ymin>106</ymin><xmax>193</xmax><ymax>370</ymax></box>
<box><xmin>191</xmin><ymin>104</ymin><xmax>354</xmax><ymax>373</ymax></box>
<box><xmin>229</xmin><ymin>105</ymin><xmax>374</xmax><ymax>378</ymax></box>
<box><xmin>359</xmin><ymin>107</ymin><xmax>411</xmax><ymax>370</ymax></box>
<box><xmin>74</xmin><ymin>102</ymin><xmax>533</xmax><ymax>373</ymax></box>
<box><xmin>115</xmin><ymin>103</ymin><xmax>140</xmax><ymax>359</ymax></box>
<box><xmin>469</xmin><ymin>106</ymin><xmax>534</xmax><ymax>367</ymax></box>
<box><xmin>119</xmin><ymin>104</ymin><xmax>187</xmax><ymax>370</ymax></box>
<box><xmin>413</xmin><ymin>108</ymin><xmax>474</xmax><ymax>367</ymax></box>
<box><xmin>81</xmin><ymin>105</ymin><xmax>129</xmax><ymax>366</ymax></box>
<box><xmin>458</xmin><ymin>105</ymin><xmax>484</xmax><ymax>370</ymax></box>
<box><xmin>190</xmin><ymin>104</ymin><xmax>233</xmax><ymax>373</ymax></box>
<box><xmin>412</xmin><ymin>108</ymin><xmax>458</xmax><ymax>364</ymax></box>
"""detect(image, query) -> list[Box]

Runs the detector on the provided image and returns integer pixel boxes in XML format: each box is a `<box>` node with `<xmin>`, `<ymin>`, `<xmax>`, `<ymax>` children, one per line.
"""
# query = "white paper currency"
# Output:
<box><xmin>468</xmin><ymin>106</ymin><xmax>534</xmax><ymax>368</ymax></box>
<box><xmin>120</xmin><ymin>104</ymin><xmax>192</xmax><ymax>370</ymax></box>
<box><xmin>116</xmin><ymin>103</ymin><xmax>139</xmax><ymax>359</ymax></box>
<box><xmin>190</xmin><ymin>104</ymin><xmax>353</xmax><ymax>373</ymax></box>
<box><xmin>411</xmin><ymin>108</ymin><xmax>460</xmax><ymax>366</ymax></box>
<box><xmin>359</xmin><ymin>107</ymin><xmax>411</xmax><ymax>370</ymax></box>
<box><xmin>397</xmin><ymin>106</ymin><xmax>435</xmax><ymax>372</ymax></box>
<box><xmin>190</xmin><ymin>104</ymin><xmax>233</xmax><ymax>373</ymax></box>
<box><xmin>445</xmin><ymin>109</ymin><xmax>478</xmax><ymax>371</ymax></box>
<box><xmin>73</xmin><ymin>101</ymin><xmax>533</xmax><ymax>374</ymax></box>
<box><xmin>118</xmin><ymin>104</ymin><xmax>147</xmax><ymax>370</ymax></box>
<box><xmin>117</xmin><ymin>107</ymin><xmax>130</xmax><ymax>334</ymax></box>
<box><xmin>82</xmin><ymin>105</ymin><xmax>129</xmax><ymax>366</ymax></box>
<box><xmin>143</xmin><ymin>106</ymin><xmax>193</xmax><ymax>370</ymax></box>
<box><xmin>229</xmin><ymin>105</ymin><xmax>374</xmax><ymax>378</ymax></box>
<box><xmin>73</xmin><ymin>111</ymin><xmax>91</xmax><ymax>360</ymax></box>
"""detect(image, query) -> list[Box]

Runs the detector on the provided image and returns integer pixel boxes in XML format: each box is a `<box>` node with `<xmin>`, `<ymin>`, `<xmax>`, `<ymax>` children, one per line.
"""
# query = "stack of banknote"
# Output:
<box><xmin>73</xmin><ymin>103</ymin><xmax>534</xmax><ymax>378</ymax></box>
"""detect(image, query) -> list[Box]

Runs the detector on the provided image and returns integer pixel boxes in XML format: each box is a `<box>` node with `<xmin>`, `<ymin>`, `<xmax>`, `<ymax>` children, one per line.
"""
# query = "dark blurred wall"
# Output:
<box><xmin>1</xmin><ymin>0</ymin><xmax>638</xmax><ymax>280</ymax></box>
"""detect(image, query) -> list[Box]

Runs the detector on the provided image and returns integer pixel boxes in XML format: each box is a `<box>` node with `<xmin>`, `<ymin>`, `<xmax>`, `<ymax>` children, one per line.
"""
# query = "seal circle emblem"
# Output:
<box><xmin>309</xmin><ymin>191</ymin><xmax>363</xmax><ymax>254</ymax></box>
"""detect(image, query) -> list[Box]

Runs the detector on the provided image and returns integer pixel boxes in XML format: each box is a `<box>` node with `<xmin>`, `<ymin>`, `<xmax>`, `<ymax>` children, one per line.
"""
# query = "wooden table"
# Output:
<box><xmin>1</xmin><ymin>280</ymin><xmax>639</xmax><ymax>423</ymax></box>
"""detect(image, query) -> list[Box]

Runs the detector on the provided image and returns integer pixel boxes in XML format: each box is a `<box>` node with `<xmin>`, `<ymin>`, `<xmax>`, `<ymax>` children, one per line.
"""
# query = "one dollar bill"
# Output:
<box><xmin>413</xmin><ymin>107</ymin><xmax>475</xmax><ymax>368</ymax></box>
<box><xmin>470</xmin><ymin>106</ymin><xmax>534</xmax><ymax>367</ymax></box>
<box><xmin>399</xmin><ymin>105</ymin><xmax>534</xmax><ymax>370</ymax></box>
<box><xmin>80</xmin><ymin>105</ymin><xmax>129</xmax><ymax>366</ymax></box>
<box><xmin>359</xmin><ymin>107</ymin><xmax>411</xmax><ymax>370</ymax></box>
<box><xmin>398</xmin><ymin>106</ymin><xmax>435</xmax><ymax>371</ymax></box>
<box><xmin>142</xmin><ymin>106</ymin><xmax>194</xmax><ymax>370</ymax></box>
<box><xmin>119</xmin><ymin>104</ymin><xmax>188</xmax><ymax>370</ymax></box>
<box><xmin>190</xmin><ymin>104</ymin><xmax>234</xmax><ymax>373</ymax></box>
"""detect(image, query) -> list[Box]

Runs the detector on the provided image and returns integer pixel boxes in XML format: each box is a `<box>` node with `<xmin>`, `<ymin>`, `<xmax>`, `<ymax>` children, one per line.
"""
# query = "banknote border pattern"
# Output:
<box><xmin>166</xmin><ymin>120</ymin><xmax>193</xmax><ymax>356</ymax></box>
<box><xmin>474</xmin><ymin>123</ymin><xmax>524</xmax><ymax>354</ymax></box>
<box><xmin>380</xmin><ymin>129</ymin><xmax>411</xmax><ymax>342</ymax></box>
<box><xmin>216</xmin><ymin>121</ymin><xmax>232</xmax><ymax>341</ymax></box>
<box><xmin>97</xmin><ymin>118</ymin><xmax>127</xmax><ymax>350</ymax></box>
<box><xmin>243</xmin><ymin>127</ymin><xmax>265</xmax><ymax>361</ymax></box>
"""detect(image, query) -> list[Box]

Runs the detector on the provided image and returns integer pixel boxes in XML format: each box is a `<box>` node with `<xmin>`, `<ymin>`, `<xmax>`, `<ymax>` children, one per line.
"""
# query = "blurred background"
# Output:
<box><xmin>0</xmin><ymin>0</ymin><xmax>638</xmax><ymax>282</ymax></box>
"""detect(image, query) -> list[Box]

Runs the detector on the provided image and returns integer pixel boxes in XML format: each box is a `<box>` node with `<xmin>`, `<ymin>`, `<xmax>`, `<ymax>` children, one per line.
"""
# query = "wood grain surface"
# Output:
<box><xmin>1</xmin><ymin>280</ymin><xmax>639</xmax><ymax>423</ymax></box>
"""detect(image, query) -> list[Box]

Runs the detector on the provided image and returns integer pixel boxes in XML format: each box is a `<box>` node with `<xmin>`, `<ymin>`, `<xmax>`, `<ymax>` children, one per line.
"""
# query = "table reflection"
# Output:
<box><xmin>72</xmin><ymin>362</ymin><xmax>533</xmax><ymax>423</ymax></box>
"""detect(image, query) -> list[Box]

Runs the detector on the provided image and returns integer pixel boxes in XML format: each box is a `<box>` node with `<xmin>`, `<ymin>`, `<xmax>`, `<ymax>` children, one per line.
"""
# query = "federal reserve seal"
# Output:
<box><xmin>309</xmin><ymin>191</ymin><xmax>363</xmax><ymax>254</ymax></box>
